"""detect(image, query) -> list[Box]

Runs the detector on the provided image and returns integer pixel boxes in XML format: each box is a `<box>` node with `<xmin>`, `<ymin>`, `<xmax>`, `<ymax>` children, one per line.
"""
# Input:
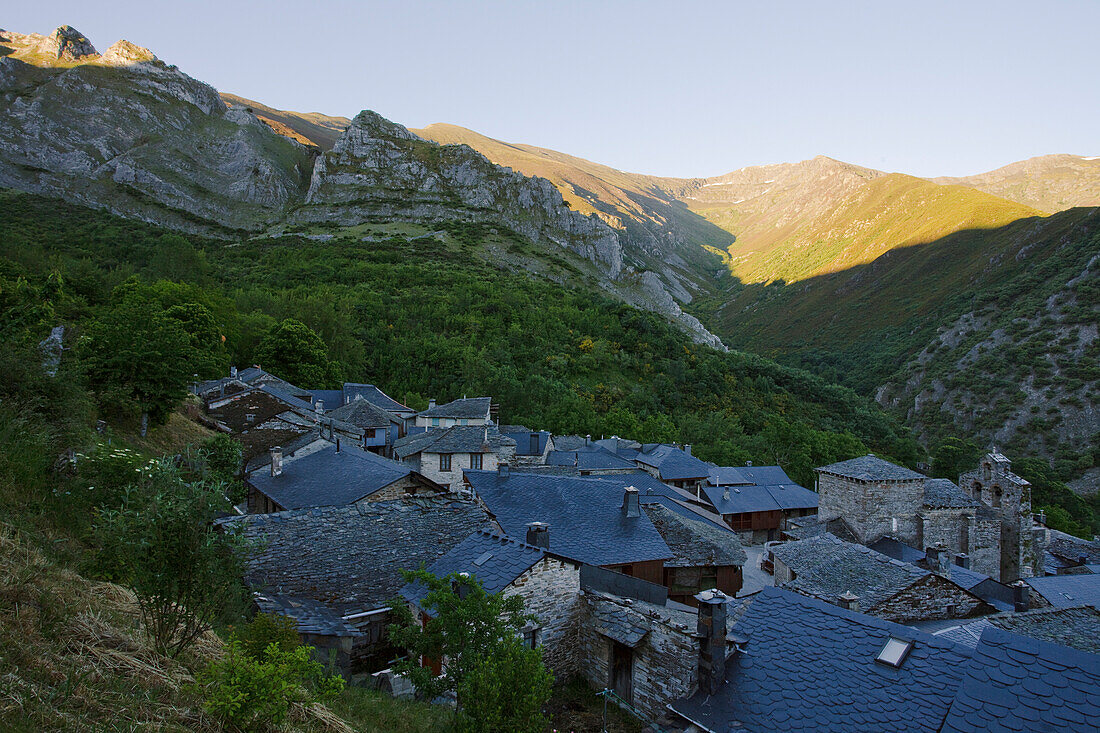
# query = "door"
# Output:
<box><xmin>610</xmin><ymin>641</ymin><xmax>633</xmax><ymax>703</ymax></box>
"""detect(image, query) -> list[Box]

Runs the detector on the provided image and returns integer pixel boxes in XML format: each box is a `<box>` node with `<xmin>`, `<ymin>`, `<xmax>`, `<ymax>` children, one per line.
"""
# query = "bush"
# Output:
<box><xmin>196</xmin><ymin>636</ymin><xmax>344</xmax><ymax>732</ymax></box>
<box><xmin>455</xmin><ymin>634</ymin><xmax>552</xmax><ymax>733</ymax></box>
<box><xmin>91</xmin><ymin>460</ymin><xmax>249</xmax><ymax>656</ymax></box>
<box><xmin>233</xmin><ymin>612</ymin><xmax>301</xmax><ymax>660</ymax></box>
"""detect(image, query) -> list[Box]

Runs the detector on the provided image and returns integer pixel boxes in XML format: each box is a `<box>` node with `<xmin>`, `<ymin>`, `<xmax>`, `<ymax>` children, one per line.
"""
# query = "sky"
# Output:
<box><xmin>6</xmin><ymin>1</ymin><xmax>1098</xmax><ymax>177</ymax></box>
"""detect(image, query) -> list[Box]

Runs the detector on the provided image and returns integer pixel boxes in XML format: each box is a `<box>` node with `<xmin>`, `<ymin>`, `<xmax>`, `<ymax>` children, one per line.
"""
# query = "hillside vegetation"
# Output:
<box><xmin>933</xmin><ymin>154</ymin><xmax>1100</xmax><ymax>213</ymax></box>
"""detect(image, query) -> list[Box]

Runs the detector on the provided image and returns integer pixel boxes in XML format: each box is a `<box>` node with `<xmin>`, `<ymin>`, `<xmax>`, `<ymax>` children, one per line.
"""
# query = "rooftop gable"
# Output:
<box><xmin>326</xmin><ymin>398</ymin><xmax>401</xmax><ymax>429</ymax></box>
<box><xmin>634</xmin><ymin>444</ymin><xmax>711</xmax><ymax>480</ymax></box>
<box><xmin>816</xmin><ymin>454</ymin><xmax>925</xmax><ymax>482</ymax></box>
<box><xmin>464</xmin><ymin>470</ymin><xmax>672</xmax><ymax>567</ymax></box>
<box><xmin>394</xmin><ymin>425</ymin><xmax>514</xmax><ymax>457</ymax></box>
<box><xmin>419</xmin><ymin>396</ymin><xmax>491</xmax><ymax>419</ymax></box>
<box><xmin>671</xmin><ymin>586</ymin><xmax>973</xmax><ymax>733</ymax></box>
<box><xmin>546</xmin><ymin>449</ymin><xmax>637</xmax><ymax>470</ymax></box>
<box><xmin>342</xmin><ymin>383</ymin><xmax>412</xmax><ymax>414</ymax></box>
<box><xmin>643</xmin><ymin>503</ymin><xmax>747</xmax><ymax>567</ymax></box>
<box><xmin>923</xmin><ymin>478</ymin><xmax>978</xmax><ymax>509</ymax></box>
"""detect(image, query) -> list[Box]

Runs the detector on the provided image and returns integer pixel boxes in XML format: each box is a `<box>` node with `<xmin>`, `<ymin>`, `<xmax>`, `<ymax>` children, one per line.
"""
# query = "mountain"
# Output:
<box><xmin>0</xmin><ymin>26</ymin><xmax>721</xmax><ymax>347</ymax></box>
<box><xmin>933</xmin><ymin>154</ymin><xmax>1100</xmax><ymax>213</ymax></box>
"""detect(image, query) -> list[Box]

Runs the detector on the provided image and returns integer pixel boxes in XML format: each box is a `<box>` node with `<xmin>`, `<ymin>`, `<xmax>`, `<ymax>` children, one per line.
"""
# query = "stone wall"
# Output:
<box><xmin>919</xmin><ymin>508</ymin><xmax>970</xmax><ymax>555</ymax></box>
<box><xmin>968</xmin><ymin>514</ymin><xmax>1003</xmax><ymax>580</ymax></box>
<box><xmin>575</xmin><ymin>593</ymin><xmax>699</xmax><ymax>721</ymax></box>
<box><xmin>417</xmin><ymin>451</ymin><xmax>501</xmax><ymax>489</ymax></box>
<box><xmin>818</xmin><ymin>474</ymin><xmax>925</xmax><ymax>545</ymax></box>
<box><xmin>361</xmin><ymin>475</ymin><xmax>440</xmax><ymax>503</ymax></box>
<box><xmin>869</xmin><ymin>574</ymin><xmax>992</xmax><ymax>623</ymax></box>
<box><xmin>502</xmin><ymin>557</ymin><xmax>583</xmax><ymax>675</ymax></box>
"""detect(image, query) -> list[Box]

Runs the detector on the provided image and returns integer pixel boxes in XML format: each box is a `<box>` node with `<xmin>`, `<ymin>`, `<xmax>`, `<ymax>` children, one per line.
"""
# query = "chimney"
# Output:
<box><xmin>837</xmin><ymin>590</ymin><xmax>860</xmax><ymax>613</ymax></box>
<box><xmin>585</xmin><ymin>434</ymin><xmax>591</xmax><ymax>446</ymax></box>
<box><xmin>695</xmin><ymin>589</ymin><xmax>729</xmax><ymax>696</ymax></box>
<box><xmin>428</xmin><ymin>398</ymin><xmax>436</xmax><ymax>409</ymax></box>
<box><xmin>270</xmin><ymin>447</ymin><xmax>283</xmax><ymax>477</ymax></box>
<box><xmin>498</xmin><ymin>462</ymin><xmax>510</xmax><ymax>479</ymax></box>
<box><xmin>746</xmin><ymin>460</ymin><xmax>752</xmax><ymax>467</ymax></box>
<box><xmin>723</xmin><ymin>486</ymin><xmax>731</xmax><ymax>502</ymax></box>
<box><xmin>954</xmin><ymin>553</ymin><xmax>970</xmax><ymax>570</ymax></box>
<box><xmin>452</xmin><ymin>572</ymin><xmax>472</xmax><ymax>600</ymax></box>
<box><xmin>336</xmin><ymin>437</ymin><xmax>341</xmax><ymax>453</ymax></box>
<box><xmin>684</xmin><ymin>444</ymin><xmax>692</xmax><ymax>456</ymax></box>
<box><xmin>525</xmin><ymin>522</ymin><xmax>550</xmax><ymax>549</ymax></box>
<box><xmin>1012</xmin><ymin>581</ymin><xmax>1030</xmax><ymax>612</ymax></box>
<box><xmin>316</xmin><ymin>400</ymin><xmax>324</xmax><ymax>414</ymax></box>
<box><xmin>926</xmin><ymin>545</ymin><xmax>951</xmax><ymax>576</ymax></box>
<box><xmin>622</xmin><ymin>486</ymin><xmax>640</xmax><ymax>518</ymax></box>
<box><xmin>230</xmin><ymin>365</ymin><xmax>238</xmax><ymax>378</ymax></box>
<box><xmin>1037</xmin><ymin>510</ymin><xmax>1047</xmax><ymax>525</ymax></box>
<box><xmin>1079</xmin><ymin>555</ymin><xmax>1089</xmax><ymax>567</ymax></box>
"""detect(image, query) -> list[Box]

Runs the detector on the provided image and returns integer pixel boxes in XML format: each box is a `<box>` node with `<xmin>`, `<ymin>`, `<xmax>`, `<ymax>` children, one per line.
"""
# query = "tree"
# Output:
<box><xmin>78</xmin><ymin>284</ymin><xmax>194</xmax><ymax>432</ymax></box>
<box><xmin>387</xmin><ymin>570</ymin><xmax>551</xmax><ymax>730</ymax></box>
<box><xmin>164</xmin><ymin>301</ymin><xmax>229</xmax><ymax>379</ymax></box>
<box><xmin>252</xmin><ymin>318</ymin><xmax>339</xmax><ymax>388</ymax></box>
<box><xmin>92</xmin><ymin>459</ymin><xmax>249</xmax><ymax>657</ymax></box>
<box><xmin>931</xmin><ymin>437</ymin><xmax>982</xmax><ymax>481</ymax></box>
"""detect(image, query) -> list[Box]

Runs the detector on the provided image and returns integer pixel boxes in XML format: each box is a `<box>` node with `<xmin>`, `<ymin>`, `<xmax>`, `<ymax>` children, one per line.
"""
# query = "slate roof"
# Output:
<box><xmin>500</xmin><ymin>429</ymin><xmax>551</xmax><ymax>456</ymax></box>
<box><xmin>772</xmin><ymin>534</ymin><xmax>932</xmax><ymax>609</ymax></box>
<box><xmin>548</xmin><ymin>435</ymin><xmax>590</xmax><ymax>451</ymax></box>
<box><xmin>237</xmin><ymin>368</ymin><xmax>313</xmax><ymax>400</ymax></box>
<box><xmin>643</xmin><ymin>504</ymin><xmax>746</xmax><ymax>567</ymax></box>
<box><xmin>586</xmin><ymin>591</ymin><xmax>695</xmax><ymax>649</ymax></box>
<box><xmin>247</xmin><ymin>444</ymin><xmax>426</xmax><ymax>509</ymax></box>
<box><xmin>940</xmin><ymin>627</ymin><xmax>1100</xmax><ymax>733</ymax></box>
<box><xmin>419</xmin><ymin>396</ymin><xmax>491</xmax><ymax>419</ymax></box>
<box><xmin>326</xmin><ymin>398</ymin><xmax>400</xmax><ymax>430</ymax></box>
<box><xmin>1026</xmin><ymin>573</ymin><xmax>1100</xmax><ymax>608</ymax></box>
<box><xmin>254</xmin><ymin>593</ymin><xmax>360</xmax><ymax>637</ymax></box>
<box><xmin>546</xmin><ymin>449</ymin><xmax>637</xmax><ymax>471</ymax></box>
<box><xmin>707</xmin><ymin>466</ymin><xmax>751</xmax><ymax>486</ymax></box>
<box><xmin>671</xmin><ymin>586</ymin><xmax>974</xmax><ymax>733</ymax></box>
<box><xmin>307</xmin><ymin>389</ymin><xmax>345</xmax><ymax>409</ymax></box>
<box><xmin>220</xmin><ymin>496</ymin><xmax>494</xmax><ymax>614</ymax></box>
<box><xmin>638</xmin><ymin>486</ymin><xmax>734</xmax><ymax>533</ymax></box>
<box><xmin>816</xmin><ymin>455</ymin><xmax>925</xmax><ymax>482</ymax></box>
<box><xmin>934</xmin><ymin>605</ymin><xmax>1100</xmax><ymax>655</ymax></box>
<box><xmin>243</xmin><ymin>431</ymin><xmax>326</xmax><ymax>473</ymax></box>
<box><xmin>394</xmin><ymin>426</ymin><xmax>514</xmax><ymax>457</ymax></box>
<box><xmin>1046</xmin><ymin>529</ymin><xmax>1100</xmax><ymax>565</ymax></box>
<box><xmin>923</xmin><ymin>478</ymin><xmax>978</xmax><ymax>509</ymax></box>
<box><xmin>400</xmin><ymin>530</ymin><xmax>559</xmax><ymax>613</ymax></box>
<box><xmin>700</xmin><ymin>475</ymin><xmax>819</xmax><ymax>515</ymax></box>
<box><xmin>342</xmin><ymin>383</ymin><xmax>412</xmax><ymax>414</ymax></box>
<box><xmin>634</xmin><ymin>444</ymin><xmax>711</xmax><ymax>480</ymax></box>
<box><xmin>782</xmin><ymin>515</ymin><xmax>859</xmax><ymax>543</ymax></box>
<box><xmin>868</xmin><ymin>536</ymin><xmax>928</xmax><ymax>564</ymax></box>
<box><xmin>464</xmin><ymin>470</ymin><xmax>672</xmax><ymax>567</ymax></box>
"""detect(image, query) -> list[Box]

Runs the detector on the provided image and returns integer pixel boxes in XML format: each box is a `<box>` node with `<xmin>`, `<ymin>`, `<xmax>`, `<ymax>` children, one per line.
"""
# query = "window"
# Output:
<box><xmin>876</xmin><ymin>637</ymin><xmax>913</xmax><ymax>668</ymax></box>
<box><xmin>440</xmin><ymin>454</ymin><xmax>452</xmax><ymax>471</ymax></box>
<box><xmin>727</xmin><ymin>513</ymin><xmax>753</xmax><ymax>531</ymax></box>
<box><xmin>432</xmin><ymin>417</ymin><xmax>440</xmax><ymax>427</ymax></box>
<box><xmin>522</xmin><ymin>623</ymin><xmax>539</xmax><ymax>649</ymax></box>
<box><xmin>530</xmin><ymin>433</ymin><xmax>540</xmax><ymax>454</ymax></box>
<box><xmin>470</xmin><ymin>453</ymin><xmax>483</xmax><ymax>470</ymax></box>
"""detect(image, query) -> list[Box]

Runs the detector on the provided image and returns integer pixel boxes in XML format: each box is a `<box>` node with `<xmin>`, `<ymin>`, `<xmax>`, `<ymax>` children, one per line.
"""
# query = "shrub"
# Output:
<box><xmin>455</xmin><ymin>634</ymin><xmax>552</xmax><ymax>733</ymax></box>
<box><xmin>196</xmin><ymin>637</ymin><xmax>344</xmax><ymax>732</ymax></box>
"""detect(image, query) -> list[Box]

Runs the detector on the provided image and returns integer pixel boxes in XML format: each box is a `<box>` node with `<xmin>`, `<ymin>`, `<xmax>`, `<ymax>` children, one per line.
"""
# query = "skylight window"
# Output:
<box><xmin>876</xmin><ymin>637</ymin><xmax>913</xmax><ymax>668</ymax></box>
<box><xmin>472</xmin><ymin>552</ymin><xmax>494</xmax><ymax>567</ymax></box>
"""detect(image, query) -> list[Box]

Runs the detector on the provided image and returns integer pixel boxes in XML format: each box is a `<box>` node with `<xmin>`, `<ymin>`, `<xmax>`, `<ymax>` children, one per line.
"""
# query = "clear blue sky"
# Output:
<box><xmin>6</xmin><ymin>1</ymin><xmax>1098</xmax><ymax>177</ymax></box>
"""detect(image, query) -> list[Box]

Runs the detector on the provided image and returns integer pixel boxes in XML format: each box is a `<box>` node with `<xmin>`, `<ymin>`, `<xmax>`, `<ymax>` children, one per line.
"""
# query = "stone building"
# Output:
<box><xmin>642</xmin><ymin>503</ymin><xmax>745</xmax><ymax>604</ymax></box>
<box><xmin>399</xmin><ymin>528</ymin><xmax>583</xmax><ymax>674</ymax></box>
<box><xmin>815</xmin><ymin>453</ymin><xmax>1035</xmax><ymax>582</ymax></box>
<box><xmin>499</xmin><ymin>426</ymin><xmax>553</xmax><ymax>466</ymax></box>
<box><xmin>324</xmin><ymin>398</ymin><xmax>405</xmax><ymax>457</ymax></box>
<box><xmin>771</xmin><ymin>534</ymin><xmax>994</xmax><ymax>623</ymax></box>
<box><xmin>393</xmin><ymin>425</ymin><xmax>515</xmax><ymax>489</ymax></box>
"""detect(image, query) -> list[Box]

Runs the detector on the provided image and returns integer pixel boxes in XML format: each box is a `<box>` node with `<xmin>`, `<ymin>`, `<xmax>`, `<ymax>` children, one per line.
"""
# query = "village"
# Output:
<box><xmin>193</xmin><ymin>365</ymin><xmax>1100</xmax><ymax>732</ymax></box>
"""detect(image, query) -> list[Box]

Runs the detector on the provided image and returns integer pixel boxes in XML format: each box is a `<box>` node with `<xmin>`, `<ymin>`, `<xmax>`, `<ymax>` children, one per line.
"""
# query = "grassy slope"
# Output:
<box><xmin>221</xmin><ymin>93</ymin><xmax>350</xmax><ymax>151</ymax></box>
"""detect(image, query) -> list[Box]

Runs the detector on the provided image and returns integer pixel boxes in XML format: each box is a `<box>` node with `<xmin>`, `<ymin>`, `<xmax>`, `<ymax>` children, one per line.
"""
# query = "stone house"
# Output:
<box><xmin>816</xmin><ymin>453</ymin><xmax>1035</xmax><ymax>582</ymax></box>
<box><xmin>219</xmin><ymin>495</ymin><xmax>494</xmax><ymax>673</ymax></box>
<box><xmin>244</xmin><ymin>443</ymin><xmax>445</xmax><ymax>513</ymax></box>
<box><xmin>308</xmin><ymin>382</ymin><xmax>416</xmax><ymax>422</ymax></box>
<box><xmin>399</xmin><ymin>528</ymin><xmax>583</xmax><ymax>674</ymax></box>
<box><xmin>413</xmin><ymin>396</ymin><xmax>492</xmax><ymax>428</ymax></box>
<box><xmin>394</xmin><ymin>426</ymin><xmax>515</xmax><ymax>489</ymax></box>
<box><xmin>700</xmin><ymin>465</ymin><xmax>819</xmax><ymax>543</ymax></box>
<box><xmin>771</xmin><ymin>534</ymin><xmax>995</xmax><ymax>623</ymax></box>
<box><xmin>324</xmin><ymin>398</ymin><xmax>404</xmax><ymax>457</ymax></box>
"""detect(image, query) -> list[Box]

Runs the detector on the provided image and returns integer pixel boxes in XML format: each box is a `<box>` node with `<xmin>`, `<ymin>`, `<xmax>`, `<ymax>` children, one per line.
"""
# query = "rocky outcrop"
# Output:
<box><xmin>0</xmin><ymin>34</ymin><xmax>313</xmax><ymax>234</ymax></box>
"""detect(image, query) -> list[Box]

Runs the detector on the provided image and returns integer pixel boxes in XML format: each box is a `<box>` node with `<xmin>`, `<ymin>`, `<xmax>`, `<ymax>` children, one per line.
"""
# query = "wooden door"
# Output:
<box><xmin>610</xmin><ymin>641</ymin><xmax>633</xmax><ymax>703</ymax></box>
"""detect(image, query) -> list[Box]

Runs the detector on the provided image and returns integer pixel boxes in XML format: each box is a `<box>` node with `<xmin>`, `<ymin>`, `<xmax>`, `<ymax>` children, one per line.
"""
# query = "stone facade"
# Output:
<box><xmin>919</xmin><ymin>507</ymin><xmax>970</xmax><ymax>556</ymax></box>
<box><xmin>868</xmin><ymin>574</ymin><xmax>992</xmax><ymax>623</ymax></box>
<box><xmin>360</xmin><ymin>474</ymin><xmax>440</xmax><ymax>503</ymax></box>
<box><xmin>502</xmin><ymin>557</ymin><xmax>583</xmax><ymax>674</ymax></box>
<box><xmin>408</xmin><ymin>450</ymin><xmax>501</xmax><ymax>489</ymax></box>
<box><xmin>967</xmin><ymin>512</ymin><xmax>1003</xmax><ymax>579</ymax></box>
<box><xmin>960</xmin><ymin>453</ymin><xmax>1035</xmax><ymax>581</ymax></box>
<box><xmin>818</xmin><ymin>473</ymin><xmax>925</xmax><ymax>545</ymax></box>
<box><xmin>575</xmin><ymin>592</ymin><xmax>699</xmax><ymax>720</ymax></box>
